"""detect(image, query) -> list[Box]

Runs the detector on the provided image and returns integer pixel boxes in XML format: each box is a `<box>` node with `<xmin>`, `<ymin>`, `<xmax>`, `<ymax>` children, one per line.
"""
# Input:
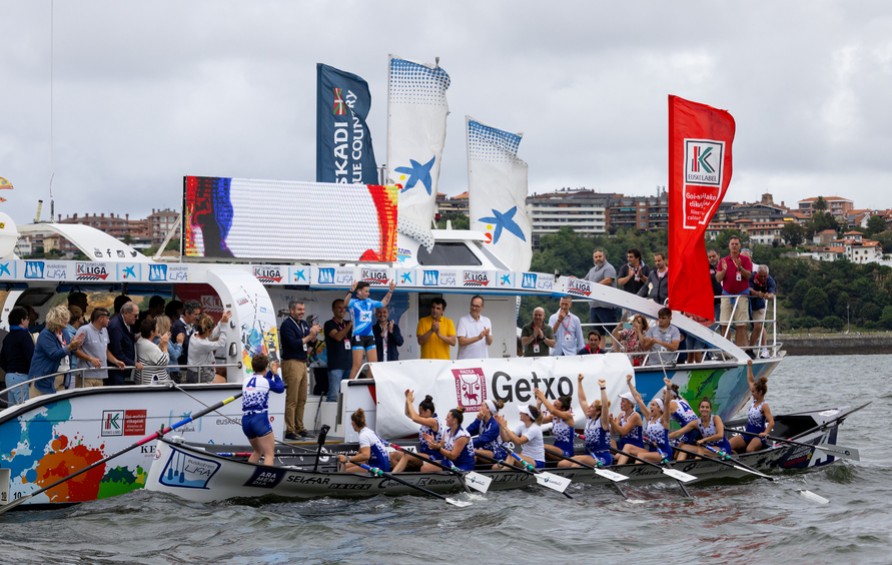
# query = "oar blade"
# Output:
<box><xmin>661</xmin><ymin>468</ymin><xmax>697</xmax><ymax>483</ymax></box>
<box><xmin>594</xmin><ymin>468</ymin><xmax>629</xmax><ymax>483</ymax></box>
<box><xmin>799</xmin><ymin>490</ymin><xmax>829</xmax><ymax>504</ymax></box>
<box><xmin>464</xmin><ymin>471</ymin><xmax>492</xmax><ymax>494</ymax></box>
<box><xmin>534</xmin><ymin>471</ymin><xmax>571</xmax><ymax>493</ymax></box>
<box><xmin>733</xmin><ymin>464</ymin><xmax>773</xmax><ymax>480</ymax></box>
<box><xmin>813</xmin><ymin>444</ymin><xmax>860</xmax><ymax>461</ymax></box>
<box><xmin>445</xmin><ymin>497</ymin><xmax>473</xmax><ymax>508</ymax></box>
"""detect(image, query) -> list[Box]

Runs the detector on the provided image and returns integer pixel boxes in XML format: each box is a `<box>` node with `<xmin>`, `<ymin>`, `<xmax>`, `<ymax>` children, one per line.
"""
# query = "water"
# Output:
<box><xmin>2</xmin><ymin>356</ymin><xmax>890</xmax><ymax>564</ymax></box>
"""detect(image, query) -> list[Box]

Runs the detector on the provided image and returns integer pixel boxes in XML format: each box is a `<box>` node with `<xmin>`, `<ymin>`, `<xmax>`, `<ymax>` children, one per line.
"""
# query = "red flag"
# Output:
<box><xmin>668</xmin><ymin>95</ymin><xmax>735</xmax><ymax>321</ymax></box>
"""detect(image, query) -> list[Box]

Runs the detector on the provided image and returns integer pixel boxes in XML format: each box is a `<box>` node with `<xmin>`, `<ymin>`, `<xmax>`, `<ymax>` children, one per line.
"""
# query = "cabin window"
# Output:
<box><xmin>417</xmin><ymin>243</ymin><xmax>482</xmax><ymax>266</ymax></box>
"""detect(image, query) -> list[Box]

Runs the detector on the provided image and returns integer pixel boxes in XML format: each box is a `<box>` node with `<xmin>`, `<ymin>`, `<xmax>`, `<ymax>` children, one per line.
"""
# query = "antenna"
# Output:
<box><xmin>35</xmin><ymin>200</ymin><xmax>44</xmax><ymax>223</ymax></box>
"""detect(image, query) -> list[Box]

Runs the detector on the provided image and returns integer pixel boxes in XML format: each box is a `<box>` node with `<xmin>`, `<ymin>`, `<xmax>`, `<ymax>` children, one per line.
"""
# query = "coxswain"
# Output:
<box><xmin>559</xmin><ymin>375</ymin><xmax>611</xmax><ymax>468</ymax></box>
<box><xmin>534</xmin><ymin>388</ymin><xmax>575</xmax><ymax>460</ymax></box>
<box><xmin>729</xmin><ymin>359</ymin><xmax>774</xmax><ymax>453</ymax></box>
<box><xmin>391</xmin><ymin>389</ymin><xmax>442</xmax><ymax>473</ymax></box>
<box><xmin>615</xmin><ymin>374</ymin><xmax>672</xmax><ymax>464</ymax></box>
<box><xmin>495</xmin><ymin>404</ymin><xmax>545</xmax><ymax>469</ymax></box>
<box><xmin>421</xmin><ymin>407</ymin><xmax>476</xmax><ymax>472</ymax></box>
<box><xmin>241</xmin><ymin>354</ymin><xmax>285</xmax><ymax>465</ymax></box>
<box><xmin>694</xmin><ymin>397</ymin><xmax>733</xmax><ymax>456</ymax></box>
<box><xmin>338</xmin><ymin>408</ymin><xmax>394</xmax><ymax>473</ymax></box>
<box><xmin>663</xmin><ymin>377</ymin><xmax>702</xmax><ymax>460</ymax></box>
<box><xmin>467</xmin><ymin>398</ymin><xmax>507</xmax><ymax>463</ymax></box>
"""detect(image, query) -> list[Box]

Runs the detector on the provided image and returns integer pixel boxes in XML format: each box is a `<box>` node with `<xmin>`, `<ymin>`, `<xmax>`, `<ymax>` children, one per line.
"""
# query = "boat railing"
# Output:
<box><xmin>0</xmin><ymin>362</ymin><xmax>243</xmax><ymax>408</ymax></box>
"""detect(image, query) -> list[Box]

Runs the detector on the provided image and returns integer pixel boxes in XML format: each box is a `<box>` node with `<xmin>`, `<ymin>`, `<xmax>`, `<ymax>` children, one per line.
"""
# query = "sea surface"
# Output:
<box><xmin>2</xmin><ymin>355</ymin><xmax>889</xmax><ymax>564</ymax></box>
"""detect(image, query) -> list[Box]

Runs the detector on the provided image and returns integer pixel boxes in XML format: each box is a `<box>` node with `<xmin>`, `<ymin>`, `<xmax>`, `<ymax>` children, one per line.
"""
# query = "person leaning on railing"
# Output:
<box><xmin>136</xmin><ymin>316</ymin><xmax>171</xmax><ymax>385</ymax></box>
<box><xmin>28</xmin><ymin>304</ymin><xmax>85</xmax><ymax>397</ymax></box>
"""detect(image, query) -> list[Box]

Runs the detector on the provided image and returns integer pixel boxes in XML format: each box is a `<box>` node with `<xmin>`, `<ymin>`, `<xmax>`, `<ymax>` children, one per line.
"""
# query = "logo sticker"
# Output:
<box><xmin>451</xmin><ymin>367</ymin><xmax>487</xmax><ymax>412</ymax></box>
<box><xmin>77</xmin><ymin>263</ymin><xmax>109</xmax><ymax>281</ymax></box>
<box><xmin>253</xmin><ymin>266</ymin><xmax>283</xmax><ymax>284</ymax></box>
<box><xmin>148</xmin><ymin>264</ymin><xmax>168</xmax><ymax>282</ymax></box>
<box><xmin>158</xmin><ymin>448</ymin><xmax>221</xmax><ymax>489</ymax></box>
<box><xmin>24</xmin><ymin>261</ymin><xmax>44</xmax><ymax>279</ymax></box>
<box><xmin>361</xmin><ymin>269</ymin><xmax>389</xmax><ymax>285</ymax></box>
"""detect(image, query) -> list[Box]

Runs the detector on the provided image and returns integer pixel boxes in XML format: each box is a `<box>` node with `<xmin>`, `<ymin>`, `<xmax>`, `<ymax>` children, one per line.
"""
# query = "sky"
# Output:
<box><xmin>1</xmin><ymin>0</ymin><xmax>891</xmax><ymax>225</ymax></box>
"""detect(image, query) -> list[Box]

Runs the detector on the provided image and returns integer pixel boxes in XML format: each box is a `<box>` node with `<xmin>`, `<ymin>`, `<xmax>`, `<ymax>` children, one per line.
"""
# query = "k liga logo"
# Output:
<box><xmin>684</xmin><ymin>139</ymin><xmax>724</xmax><ymax>187</ymax></box>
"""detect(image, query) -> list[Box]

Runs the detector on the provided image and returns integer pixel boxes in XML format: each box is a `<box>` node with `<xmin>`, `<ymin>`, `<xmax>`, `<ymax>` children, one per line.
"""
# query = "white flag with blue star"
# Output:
<box><xmin>386</xmin><ymin>55</ymin><xmax>450</xmax><ymax>250</ymax></box>
<box><xmin>467</xmin><ymin>117</ymin><xmax>532</xmax><ymax>272</ymax></box>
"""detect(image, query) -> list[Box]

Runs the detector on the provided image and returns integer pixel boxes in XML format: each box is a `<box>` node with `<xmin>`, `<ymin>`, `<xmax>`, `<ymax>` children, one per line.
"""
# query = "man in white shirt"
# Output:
<box><xmin>549</xmin><ymin>296</ymin><xmax>585</xmax><ymax>356</ymax></box>
<box><xmin>456</xmin><ymin>295</ymin><xmax>493</xmax><ymax>359</ymax></box>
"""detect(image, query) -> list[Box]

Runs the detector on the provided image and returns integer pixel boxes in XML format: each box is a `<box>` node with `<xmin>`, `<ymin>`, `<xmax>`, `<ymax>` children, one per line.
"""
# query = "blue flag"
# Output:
<box><xmin>316</xmin><ymin>63</ymin><xmax>378</xmax><ymax>184</ymax></box>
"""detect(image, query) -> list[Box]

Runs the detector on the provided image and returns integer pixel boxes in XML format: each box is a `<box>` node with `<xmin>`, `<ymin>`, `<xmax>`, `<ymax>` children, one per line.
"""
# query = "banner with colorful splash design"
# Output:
<box><xmin>385</xmin><ymin>56</ymin><xmax>450</xmax><ymax>250</ymax></box>
<box><xmin>467</xmin><ymin>117</ymin><xmax>531</xmax><ymax>272</ymax></box>
<box><xmin>183</xmin><ymin>176</ymin><xmax>399</xmax><ymax>262</ymax></box>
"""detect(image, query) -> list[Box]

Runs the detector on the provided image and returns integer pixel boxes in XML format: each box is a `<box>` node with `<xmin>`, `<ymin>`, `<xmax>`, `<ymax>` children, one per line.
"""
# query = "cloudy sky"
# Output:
<box><xmin>1</xmin><ymin>1</ymin><xmax>890</xmax><ymax>225</ymax></box>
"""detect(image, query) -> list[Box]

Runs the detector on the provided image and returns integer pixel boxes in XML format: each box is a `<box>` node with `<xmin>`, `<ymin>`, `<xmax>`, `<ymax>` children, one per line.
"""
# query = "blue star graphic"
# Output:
<box><xmin>123</xmin><ymin>266</ymin><xmax>136</xmax><ymax>279</ymax></box>
<box><xmin>501</xmin><ymin>274</ymin><xmax>511</xmax><ymax>285</ymax></box>
<box><xmin>394</xmin><ymin>156</ymin><xmax>435</xmax><ymax>195</ymax></box>
<box><xmin>0</xmin><ymin>263</ymin><xmax>9</xmax><ymax>276</ymax></box>
<box><xmin>294</xmin><ymin>270</ymin><xmax>307</xmax><ymax>282</ymax></box>
<box><xmin>400</xmin><ymin>272</ymin><xmax>413</xmax><ymax>284</ymax></box>
<box><xmin>478</xmin><ymin>206</ymin><xmax>526</xmax><ymax>244</ymax></box>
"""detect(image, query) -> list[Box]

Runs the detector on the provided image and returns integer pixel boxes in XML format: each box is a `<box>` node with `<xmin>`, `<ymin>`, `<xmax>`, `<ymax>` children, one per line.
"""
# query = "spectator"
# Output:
<box><xmin>138</xmin><ymin>295</ymin><xmax>166</xmax><ymax>327</ymax></box>
<box><xmin>749</xmin><ymin>264</ymin><xmax>777</xmax><ymax>358</ymax></box>
<box><xmin>113</xmin><ymin>294</ymin><xmax>132</xmax><ymax>315</ymax></box>
<box><xmin>578</xmin><ymin>331</ymin><xmax>603</xmax><ymax>355</ymax></box>
<box><xmin>549</xmin><ymin>296</ymin><xmax>584</xmax><ymax>356</ymax></box>
<box><xmin>73</xmin><ymin>307</ymin><xmax>125</xmax><ymax>388</ymax></box>
<box><xmin>610</xmin><ymin>314</ymin><xmax>649</xmax><ymax>367</ymax></box>
<box><xmin>281</xmin><ymin>300</ymin><xmax>321</xmax><ymax>439</ymax></box>
<box><xmin>0</xmin><ymin>306</ymin><xmax>35</xmax><ymax>405</ymax></box>
<box><xmin>520</xmin><ymin>307</ymin><xmax>555</xmax><ymax>357</ymax></box>
<box><xmin>170</xmin><ymin>300</ymin><xmax>202</xmax><ymax>382</ymax></box>
<box><xmin>584</xmin><ymin>249</ymin><xmax>618</xmax><ymax>339</ymax></box>
<box><xmin>63</xmin><ymin>304</ymin><xmax>85</xmax><ymax>388</ymax></box>
<box><xmin>25</xmin><ymin>305</ymin><xmax>43</xmax><ymax>334</ymax></box>
<box><xmin>638</xmin><ymin>252</ymin><xmax>669</xmax><ymax>305</ymax></box>
<box><xmin>707</xmin><ymin>249</ymin><xmax>723</xmax><ymax>322</ymax></box>
<box><xmin>136</xmin><ymin>316</ymin><xmax>171</xmax><ymax>385</ymax></box>
<box><xmin>642</xmin><ymin>307</ymin><xmax>681</xmax><ymax>366</ymax></box>
<box><xmin>416</xmin><ymin>297</ymin><xmax>456</xmax><ymax>360</ymax></box>
<box><xmin>616</xmin><ymin>248</ymin><xmax>650</xmax><ymax>295</ymax></box>
<box><xmin>154</xmin><ymin>313</ymin><xmax>182</xmax><ymax>376</ymax></box>
<box><xmin>456</xmin><ymin>295</ymin><xmax>493</xmax><ymax>360</ymax></box>
<box><xmin>373</xmin><ymin>306</ymin><xmax>404</xmax><ymax>362</ymax></box>
<box><xmin>186</xmin><ymin>311</ymin><xmax>231</xmax><ymax>383</ymax></box>
<box><xmin>324</xmin><ymin>299</ymin><xmax>353</xmax><ymax>402</ymax></box>
<box><xmin>67</xmin><ymin>291</ymin><xmax>88</xmax><ymax>313</ymax></box>
<box><xmin>108</xmin><ymin>302</ymin><xmax>141</xmax><ymax>386</ymax></box>
<box><xmin>715</xmin><ymin>236</ymin><xmax>753</xmax><ymax>347</ymax></box>
<box><xmin>28</xmin><ymin>305</ymin><xmax>84</xmax><ymax>397</ymax></box>
<box><xmin>346</xmin><ymin>280</ymin><xmax>396</xmax><ymax>380</ymax></box>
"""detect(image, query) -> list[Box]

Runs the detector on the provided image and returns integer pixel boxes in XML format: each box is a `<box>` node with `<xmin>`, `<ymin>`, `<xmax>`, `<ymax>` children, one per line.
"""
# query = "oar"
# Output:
<box><xmin>610</xmin><ymin>446</ymin><xmax>695</xmax><ymax>498</ymax></box>
<box><xmin>734</xmin><ymin>430</ymin><xmax>860</xmax><ymax>461</ymax></box>
<box><xmin>388</xmin><ymin>442</ymin><xmax>492</xmax><ymax>494</ymax></box>
<box><xmin>672</xmin><ymin>443</ymin><xmax>774</xmax><ymax>480</ymax></box>
<box><xmin>312</xmin><ymin>425</ymin><xmax>331</xmax><ymax>473</ymax></box>
<box><xmin>543</xmin><ymin>449</ymin><xmax>636</xmax><ymax>501</ymax></box>
<box><xmin>698</xmin><ymin>444</ymin><xmax>829</xmax><ymax>504</ymax></box>
<box><xmin>474</xmin><ymin>451</ymin><xmax>571</xmax><ymax>497</ymax></box>
<box><xmin>357</xmin><ymin>463</ymin><xmax>471</xmax><ymax>508</ymax></box>
<box><xmin>504</xmin><ymin>448</ymin><xmax>573</xmax><ymax>497</ymax></box>
<box><xmin>0</xmin><ymin>391</ymin><xmax>243</xmax><ymax>514</ymax></box>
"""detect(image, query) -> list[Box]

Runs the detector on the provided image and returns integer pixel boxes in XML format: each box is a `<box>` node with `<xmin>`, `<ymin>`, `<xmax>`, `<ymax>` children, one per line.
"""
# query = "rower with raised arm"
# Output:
<box><xmin>694</xmin><ymin>397</ymin><xmax>733</xmax><ymax>457</ymax></box>
<box><xmin>729</xmin><ymin>359</ymin><xmax>774</xmax><ymax>453</ymax></box>
<box><xmin>241</xmin><ymin>354</ymin><xmax>284</xmax><ymax>465</ymax></box>
<box><xmin>663</xmin><ymin>377</ymin><xmax>702</xmax><ymax>461</ymax></box>
<box><xmin>611</xmin><ymin>390</ymin><xmax>643</xmax><ymax>452</ymax></box>
<box><xmin>495</xmin><ymin>404</ymin><xmax>545</xmax><ymax>469</ymax></box>
<box><xmin>421</xmin><ymin>407</ymin><xmax>476</xmax><ymax>472</ymax></box>
<box><xmin>338</xmin><ymin>408</ymin><xmax>396</xmax><ymax>473</ymax></box>
<box><xmin>559</xmin><ymin>375</ymin><xmax>611</xmax><ymax>469</ymax></box>
<box><xmin>534</xmin><ymin>388</ymin><xmax>575</xmax><ymax>460</ymax></box>
<box><xmin>615</xmin><ymin>374</ymin><xmax>672</xmax><ymax>464</ymax></box>
<box><xmin>391</xmin><ymin>389</ymin><xmax>442</xmax><ymax>473</ymax></box>
<box><xmin>467</xmin><ymin>398</ymin><xmax>507</xmax><ymax>464</ymax></box>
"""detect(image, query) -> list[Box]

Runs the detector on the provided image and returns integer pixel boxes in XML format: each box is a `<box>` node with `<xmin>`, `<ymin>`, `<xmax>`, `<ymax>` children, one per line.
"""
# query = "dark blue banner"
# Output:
<box><xmin>316</xmin><ymin>63</ymin><xmax>378</xmax><ymax>184</ymax></box>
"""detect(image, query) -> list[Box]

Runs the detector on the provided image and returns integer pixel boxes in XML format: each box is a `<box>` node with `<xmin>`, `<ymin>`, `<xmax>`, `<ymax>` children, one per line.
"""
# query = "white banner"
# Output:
<box><xmin>369</xmin><ymin>353</ymin><xmax>635</xmax><ymax>439</ymax></box>
<box><xmin>467</xmin><ymin>117</ymin><xmax>532</xmax><ymax>272</ymax></box>
<box><xmin>386</xmin><ymin>56</ymin><xmax>450</xmax><ymax>249</ymax></box>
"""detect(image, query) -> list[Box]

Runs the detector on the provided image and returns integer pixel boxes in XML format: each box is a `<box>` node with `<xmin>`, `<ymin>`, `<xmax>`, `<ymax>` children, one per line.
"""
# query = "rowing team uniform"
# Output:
<box><xmin>583</xmin><ymin>417</ymin><xmax>612</xmax><ymax>466</ymax></box>
<box><xmin>616</xmin><ymin>411</ymin><xmax>644</xmax><ymax>450</ymax></box>
<box><xmin>466</xmin><ymin>416</ymin><xmax>507</xmax><ymax>460</ymax></box>
<box><xmin>358</xmin><ymin>426</ymin><xmax>391</xmax><ymax>472</ymax></box>
<box><xmin>742</xmin><ymin>399</ymin><xmax>769</xmax><ymax>447</ymax></box>
<box><xmin>552</xmin><ymin>409</ymin><xmax>575</xmax><ymax>457</ymax></box>
<box><xmin>671</xmin><ymin>397</ymin><xmax>701</xmax><ymax>445</ymax></box>
<box><xmin>418</xmin><ymin>413</ymin><xmax>444</xmax><ymax>462</ymax></box>
<box><xmin>699</xmin><ymin>416</ymin><xmax>733</xmax><ymax>453</ymax></box>
<box><xmin>516</xmin><ymin>422</ymin><xmax>546</xmax><ymax>468</ymax></box>
<box><xmin>644</xmin><ymin>417</ymin><xmax>671</xmax><ymax>459</ymax></box>
<box><xmin>241</xmin><ymin>369</ymin><xmax>285</xmax><ymax>439</ymax></box>
<box><xmin>442</xmin><ymin>426</ymin><xmax>476</xmax><ymax>471</ymax></box>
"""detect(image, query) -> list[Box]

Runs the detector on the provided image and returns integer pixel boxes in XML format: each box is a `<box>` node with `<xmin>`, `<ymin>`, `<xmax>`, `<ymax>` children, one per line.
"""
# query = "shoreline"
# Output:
<box><xmin>778</xmin><ymin>333</ymin><xmax>892</xmax><ymax>355</ymax></box>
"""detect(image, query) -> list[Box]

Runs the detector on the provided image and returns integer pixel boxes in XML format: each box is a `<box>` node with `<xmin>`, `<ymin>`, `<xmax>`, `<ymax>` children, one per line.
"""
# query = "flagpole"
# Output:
<box><xmin>384</xmin><ymin>54</ymin><xmax>394</xmax><ymax>186</ymax></box>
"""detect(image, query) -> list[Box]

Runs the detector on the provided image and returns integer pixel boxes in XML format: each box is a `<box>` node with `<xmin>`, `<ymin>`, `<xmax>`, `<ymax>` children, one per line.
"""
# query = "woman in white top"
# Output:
<box><xmin>186</xmin><ymin>311</ymin><xmax>231</xmax><ymax>383</ymax></box>
<box><xmin>136</xmin><ymin>316</ymin><xmax>171</xmax><ymax>385</ymax></box>
<box><xmin>495</xmin><ymin>404</ymin><xmax>545</xmax><ymax>469</ymax></box>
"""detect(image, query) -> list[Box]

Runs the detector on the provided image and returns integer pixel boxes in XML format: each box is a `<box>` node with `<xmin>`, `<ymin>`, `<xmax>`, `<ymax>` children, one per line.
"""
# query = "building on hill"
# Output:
<box><xmin>797</xmin><ymin>196</ymin><xmax>854</xmax><ymax>220</ymax></box>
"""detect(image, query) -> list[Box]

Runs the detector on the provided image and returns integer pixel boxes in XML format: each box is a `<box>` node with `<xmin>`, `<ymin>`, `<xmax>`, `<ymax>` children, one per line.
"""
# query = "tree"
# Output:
<box><xmin>866</xmin><ymin>215</ymin><xmax>888</xmax><ymax>237</ymax></box>
<box><xmin>802</xmin><ymin>287</ymin><xmax>829</xmax><ymax>318</ymax></box>
<box><xmin>813</xmin><ymin>196</ymin><xmax>828</xmax><ymax>211</ymax></box>
<box><xmin>808</xmin><ymin>211</ymin><xmax>839</xmax><ymax>237</ymax></box>
<box><xmin>781</xmin><ymin>222</ymin><xmax>805</xmax><ymax>247</ymax></box>
<box><xmin>789</xmin><ymin>279</ymin><xmax>813</xmax><ymax>310</ymax></box>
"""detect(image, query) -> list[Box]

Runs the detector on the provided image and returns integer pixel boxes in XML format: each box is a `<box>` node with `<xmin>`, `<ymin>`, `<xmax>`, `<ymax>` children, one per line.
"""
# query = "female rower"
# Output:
<box><xmin>610</xmin><ymin>390</ymin><xmax>643</xmax><ymax>452</ymax></box>
<box><xmin>338</xmin><ymin>408</ymin><xmax>394</xmax><ymax>473</ymax></box>
<box><xmin>495</xmin><ymin>404</ymin><xmax>545</xmax><ymax>469</ymax></box>
<box><xmin>729</xmin><ymin>360</ymin><xmax>774</xmax><ymax>453</ymax></box>
<box><xmin>663</xmin><ymin>377</ymin><xmax>701</xmax><ymax>460</ymax></box>
<box><xmin>534</xmin><ymin>388</ymin><xmax>575</xmax><ymax>460</ymax></box>
<box><xmin>391</xmin><ymin>389</ymin><xmax>442</xmax><ymax>473</ymax></box>
<box><xmin>615</xmin><ymin>374</ymin><xmax>672</xmax><ymax>464</ymax></box>
<box><xmin>466</xmin><ymin>398</ymin><xmax>507</xmax><ymax>463</ymax></box>
<box><xmin>559</xmin><ymin>375</ymin><xmax>611</xmax><ymax>468</ymax></box>
<box><xmin>694</xmin><ymin>397</ymin><xmax>733</xmax><ymax>457</ymax></box>
<box><xmin>241</xmin><ymin>354</ymin><xmax>284</xmax><ymax>465</ymax></box>
<box><xmin>421</xmin><ymin>408</ymin><xmax>476</xmax><ymax>472</ymax></box>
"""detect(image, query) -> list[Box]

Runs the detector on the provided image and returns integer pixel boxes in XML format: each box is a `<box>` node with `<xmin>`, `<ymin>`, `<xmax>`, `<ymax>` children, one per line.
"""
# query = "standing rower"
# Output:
<box><xmin>729</xmin><ymin>360</ymin><xmax>774</xmax><ymax>453</ymax></box>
